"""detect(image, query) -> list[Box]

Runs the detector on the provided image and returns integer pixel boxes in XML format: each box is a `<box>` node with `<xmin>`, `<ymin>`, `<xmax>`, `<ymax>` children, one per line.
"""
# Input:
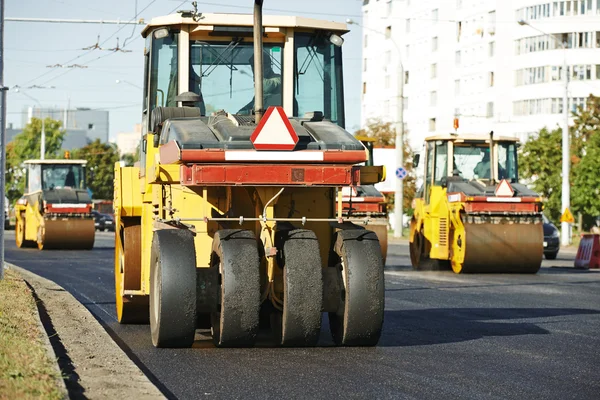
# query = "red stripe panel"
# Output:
<box><xmin>46</xmin><ymin>205</ymin><xmax>92</xmax><ymax>214</ymax></box>
<box><xmin>464</xmin><ymin>202</ymin><xmax>541</xmax><ymax>213</ymax></box>
<box><xmin>181</xmin><ymin>164</ymin><xmax>354</xmax><ymax>186</ymax></box>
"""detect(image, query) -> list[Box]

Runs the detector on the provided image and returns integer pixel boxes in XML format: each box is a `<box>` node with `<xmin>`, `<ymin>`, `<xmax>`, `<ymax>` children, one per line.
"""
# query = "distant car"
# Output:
<box><xmin>91</xmin><ymin>210</ymin><xmax>106</xmax><ymax>231</ymax></box>
<box><xmin>101</xmin><ymin>213</ymin><xmax>115</xmax><ymax>232</ymax></box>
<box><xmin>543</xmin><ymin>215</ymin><xmax>560</xmax><ymax>260</ymax></box>
<box><xmin>4</xmin><ymin>196</ymin><xmax>9</xmax><ymax>230</ymax></box>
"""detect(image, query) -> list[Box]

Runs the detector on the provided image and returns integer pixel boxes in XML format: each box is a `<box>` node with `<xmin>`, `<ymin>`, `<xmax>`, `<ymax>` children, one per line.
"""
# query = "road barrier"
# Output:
<box><xmin>574</xmin><ymin>234</ymin><xmax>600</xmax><ymax>269</ymax></box>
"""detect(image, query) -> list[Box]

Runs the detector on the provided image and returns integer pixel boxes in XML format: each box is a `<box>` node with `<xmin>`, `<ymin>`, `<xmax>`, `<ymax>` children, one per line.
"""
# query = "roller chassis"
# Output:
<box><xmin>114</xmin><ymin>133</ymin><xmax>386</xmax><ymax>348</ymax></box>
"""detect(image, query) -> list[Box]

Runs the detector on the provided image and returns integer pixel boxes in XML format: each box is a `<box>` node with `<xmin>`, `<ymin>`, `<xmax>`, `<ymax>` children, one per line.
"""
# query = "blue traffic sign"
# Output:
<box><xmin>396</xmin><ymin>167</ymin><xmax>407</xmax><ymax>179</ymax></box>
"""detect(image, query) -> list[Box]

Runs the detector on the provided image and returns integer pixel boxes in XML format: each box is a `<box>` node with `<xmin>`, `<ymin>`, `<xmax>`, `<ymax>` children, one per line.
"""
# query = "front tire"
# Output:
<box><xmin>150</xmin><ymin>229</ymin><xmax>197</xmax><ymax>348</ymax></box>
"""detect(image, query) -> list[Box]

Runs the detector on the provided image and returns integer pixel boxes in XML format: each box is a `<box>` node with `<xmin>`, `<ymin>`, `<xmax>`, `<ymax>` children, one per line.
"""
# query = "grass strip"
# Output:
<box><xmin>0</xmin><ymin>268</ymin><xmax>63</xmax><ymax>400</ymax></box>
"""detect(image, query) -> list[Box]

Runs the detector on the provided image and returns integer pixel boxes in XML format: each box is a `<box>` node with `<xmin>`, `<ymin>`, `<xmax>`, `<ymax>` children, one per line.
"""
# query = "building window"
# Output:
<box><xmin>486</xmin><ymin>102</ymin><xmax>494</xmax><ymax>117</ymax></box>
<box><xmin>364</xmin><ymin>35</ymin><xmax>368</xmax><ymax>48</ymax></box>
<box><xmin>430</xmin><ymin>91</ymin><xmax>437</xmax><ymax>106</ymax></box>
<box><xmin>455</xmin><ymin>79</ymin><xmax>460</xmax><ymax>95</ymax></box>
<box><xmin>429</xmin><ymin>118</ymin><xmax>436</xmax><ymax>131</ymax></box>
<box><xmin>432</xmin><ymin>9</ymin><xmax>438</xmax><ymax>22</ymax></box>
<box><xmin>431</xmin><ymin>64</ymin><xmax>437</xmax><ymax>79</ymax></box>
<box><xmin>596</xmin><ymin>64</ymin><xmax>600</xmax><ymax>79</ymax></box>
<box><xmin>88</xmin><ymin>123</ymin><xmax>94</xmax><ymax>129</ymax></box>
<box><xmin>405</xmin><ymin>71</ymin><xmax>410</xmax><ymax>84</ymax></box>
<box><xmin>455</xmin><ymin>50</ymin><xmax>461</xmax><ymax>65</ymax></box>
<box><xmin>489</xmin><ymin>41</ymin><xmax>495</xmax><ymax>57</ymax></box>
<box><xmin>363</xmin><ymin>82</ymin><xmax>367</xmax><ymax>94</ymax></box>
<box><xmin>385</xmin><ymin>26</ymin><xmax>392</xmax><ymax>39</ymax></box>
<box><xmin>432</xmin><ymin>36</ymin><xmax>438</xmax><ymax>52</ymax></box>
<box><xmin>457</xmin><ymin>21</ymin><xmax>462</xmax><ymax>41</ymax></box>
<box><xmin>489</xmin><ymin>71</ymin><xmax>495</xmax><ymax>87</ymax></box>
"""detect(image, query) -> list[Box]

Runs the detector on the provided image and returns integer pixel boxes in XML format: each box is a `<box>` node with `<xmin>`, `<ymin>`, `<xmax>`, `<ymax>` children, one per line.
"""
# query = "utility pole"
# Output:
<box><xmin>0</xmin><ymin>0</ymin><xmax>6</xmax><ymax>280</ymax></box>
<box><xmin>347</xmin><ymin>18</ymin><xmax>405</xmax><ymax>237</ymax></box>
<box><xmin>518</xmin><ymin>20</ymin><xmax>570</xmax><ymax>246</ymax></box>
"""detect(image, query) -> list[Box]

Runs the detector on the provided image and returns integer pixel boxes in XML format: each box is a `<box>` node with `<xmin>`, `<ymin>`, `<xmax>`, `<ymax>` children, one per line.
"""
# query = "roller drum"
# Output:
<box><xmin>460</xmin><ymin>218</ymin><xmax>543</xmax><ymax>273</ymax></box>
<box><xmin>39</xmin><ymin>218</ymin><xmax>95</xmax><ymax>250</ymax></box>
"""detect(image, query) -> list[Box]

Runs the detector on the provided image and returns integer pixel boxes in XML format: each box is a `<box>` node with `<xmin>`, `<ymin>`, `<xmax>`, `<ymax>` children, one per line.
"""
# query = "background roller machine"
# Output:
<box><xmin>114</xmin><ymin>1</ymin><xmax>386</xmax><ymax>348</ymax></box>
<box><xmin>15</xmin><ymin>159</ymin><xmax>95</xmax><ymax>250</ymax></box>
<box><xmin>410</xmin><ymin>133</ymin><xmax>544</xmax><ymax>274</ymax></box>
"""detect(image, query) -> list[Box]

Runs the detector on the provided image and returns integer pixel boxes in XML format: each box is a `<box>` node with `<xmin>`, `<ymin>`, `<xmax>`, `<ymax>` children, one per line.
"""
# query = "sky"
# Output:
<box><xmin>4</xmin><ymin>0</ymin><xmax>365</xmax><ymax>141</ymax></box>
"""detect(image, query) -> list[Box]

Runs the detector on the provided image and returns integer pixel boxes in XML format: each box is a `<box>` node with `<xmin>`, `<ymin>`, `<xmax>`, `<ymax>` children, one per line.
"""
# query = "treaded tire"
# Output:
<box><xmin>329</xmin><ymin>229</ymin><xmax>384</xmax><ymax>346</ymax></box>
<box><xmin>545</xmin><ymin>251</ymin><xmax>558</xmax><ymax>260</ymax></box>
<box><xmin>272</xmin><ymin>229</ymin><xmax>323</xmax><ymax>346</ymax></box>
<box><xmin>210</xmin><ymin>229</ymin><xmax>260</xmax><ymax>347</ymax></box>
<box><xmin>150</xmin><ymin>229</ymin><xmax>197</xmax><ymax>348</ymax></box>
<box><xmin>410</xmin><ymin>229</ymin><xmax>450</xmax><ymax>271</ymax></box>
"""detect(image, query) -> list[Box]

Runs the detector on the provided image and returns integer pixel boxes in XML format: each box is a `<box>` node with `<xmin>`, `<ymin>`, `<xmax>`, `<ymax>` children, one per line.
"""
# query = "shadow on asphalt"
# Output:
<box><xmin>378</xmin><ymin>307</ymin><xmax>600</xmax><ymax>347</ymax></box>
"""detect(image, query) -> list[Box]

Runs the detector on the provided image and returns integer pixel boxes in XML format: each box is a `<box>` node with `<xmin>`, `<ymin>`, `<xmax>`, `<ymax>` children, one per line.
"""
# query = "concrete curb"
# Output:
<box><xmin>6</xmin><ymin>262</ymin><xmax>165</xmax><ymax>399</ymax></box>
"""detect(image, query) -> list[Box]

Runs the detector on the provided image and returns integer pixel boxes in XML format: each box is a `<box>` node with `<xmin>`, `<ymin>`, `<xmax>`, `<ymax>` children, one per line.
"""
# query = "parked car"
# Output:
<box><xmin>543</xmin><ymin>215</ymin><xmax>560</xmax><ymax>260</ymax></box>
<box><xmin>91</xmin><ymin>210</ymin><xmax>105</xmax><ymax>231</ymax></box>
<box><xmin>101</xmin><ymin>213</ymin><xmax>115</xmax><ymax>232</ymax></box>
<box><xmin>4</xmin><ymin>196</ymin><xmax>9</xmax><ymax>230</ymax></box>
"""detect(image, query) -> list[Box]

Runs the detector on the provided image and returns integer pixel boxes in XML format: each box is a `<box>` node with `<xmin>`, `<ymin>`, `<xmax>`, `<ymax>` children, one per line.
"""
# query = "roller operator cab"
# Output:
<box><xmin>114</xmin><ymin>3</ymin><xmax>386</xmax><ymax>348</ymax></box>
<box><xmin>15</xmin><ymin>160</ymin><xmax>95</xmax><ymax>250</ymax></box>
<box><xmin>410</xmin><ymin>133</ymin><xmax>544</xmax><ymax>274</ymax></box>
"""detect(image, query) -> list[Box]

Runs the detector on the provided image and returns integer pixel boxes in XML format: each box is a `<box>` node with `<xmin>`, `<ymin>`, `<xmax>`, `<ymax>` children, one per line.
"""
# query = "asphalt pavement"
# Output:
<box><xmin>4</xmin><ymin>230</ymin><xmax>600</xmax><ymax>400</ymax></box>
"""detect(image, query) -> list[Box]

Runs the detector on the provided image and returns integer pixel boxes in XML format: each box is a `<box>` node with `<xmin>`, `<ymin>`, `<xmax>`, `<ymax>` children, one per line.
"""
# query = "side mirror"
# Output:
<box><xmin>413</xmin><ymin>153</ymin><xmax>420</xmax><ymax>168</ymax></box>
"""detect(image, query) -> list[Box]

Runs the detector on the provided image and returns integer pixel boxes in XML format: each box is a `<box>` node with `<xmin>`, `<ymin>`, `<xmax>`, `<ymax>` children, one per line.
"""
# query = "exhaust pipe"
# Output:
<box><xmin>253</xmin><ymin>0</ymin><xmax>264</xmax><ymax>124</ymax></box>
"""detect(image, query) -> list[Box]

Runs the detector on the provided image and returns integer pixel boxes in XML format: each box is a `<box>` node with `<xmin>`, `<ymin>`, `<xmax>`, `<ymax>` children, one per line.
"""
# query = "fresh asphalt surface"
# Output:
<box><xmin>4</xmin><ymin>230</ymin><xmax>600</xmax><ymax>400</ymax></box>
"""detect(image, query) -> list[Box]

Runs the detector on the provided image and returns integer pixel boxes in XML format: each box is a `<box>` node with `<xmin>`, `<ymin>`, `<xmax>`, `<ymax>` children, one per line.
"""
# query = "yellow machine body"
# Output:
<box><xmin>114</xmin><ymin>6</ymin><xmax>386</xmax><ymax>348</ymax></box>
<box><xmin>409</xmin><ymin>134</ymin><xmax>544</xmax><ymax>273</ymax></box>
<box><xmin>15</xmin><ymin>159</ymin><xmax>95</xmax><ymax>250</ymax></box>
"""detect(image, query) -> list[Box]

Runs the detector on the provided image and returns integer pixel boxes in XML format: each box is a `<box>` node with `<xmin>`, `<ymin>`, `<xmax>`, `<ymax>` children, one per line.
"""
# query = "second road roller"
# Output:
<box><xmin>15</xmin><ymin>159</ymin><xmax>95</xmax><ymax>250</ymax></box>
<box><xmin>410</xmin><ymin>131</ymin><xmax>544</xmax><ymax>273</ymax></box>
<box><xmin>113</xmin><ymin>1</ymin><xmax>386</xmax><ymax>347</ymax></box>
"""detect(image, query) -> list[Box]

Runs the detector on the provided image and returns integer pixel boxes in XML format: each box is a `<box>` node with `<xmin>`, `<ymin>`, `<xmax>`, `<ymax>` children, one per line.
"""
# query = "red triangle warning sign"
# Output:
<box><xmin>495</xmin><ymin>179</ymin><xmax>515</xmax><ymax>197</ymax></box>
<box><xmin>250</xmin><ymin>106</ymin><xmax>299</xmax><ymax>150</ymax></box>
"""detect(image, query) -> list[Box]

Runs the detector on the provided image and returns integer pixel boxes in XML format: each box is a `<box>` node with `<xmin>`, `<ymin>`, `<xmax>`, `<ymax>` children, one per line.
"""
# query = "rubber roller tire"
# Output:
<box><xmin>329</xmin><ymin>229</ymin><xmax>385</xmax><ymax>346</ymax></box>
<box><xmin>272</xmin><ymin>229</ymin><xmax>323</xmax><ymax>347</ymax></box>
<box><xmin>410</xmin><ymin>228</ymin><xmax>450</xmax><ymax>271</ymax></box>
<box><xmin>150</xmin><ymin>229</ymin><xmax>197</xmax><ymax>348</ymax></box>
<box><xmin>210</xmin><ymin>229</ymin><xmax>260</xmax><ymax>348</ymax></box>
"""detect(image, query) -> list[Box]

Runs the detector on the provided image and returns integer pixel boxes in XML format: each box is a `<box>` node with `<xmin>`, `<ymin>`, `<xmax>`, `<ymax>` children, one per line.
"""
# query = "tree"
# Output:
<box><xmin>72</xmin><ymin>139</ymin><xmax>120</xmax><ymax>200</ymax></box>
<box><xmin>519</xmin><ymin>127</ymin><xmax>563</xmax><ymax>223</ymax></box>
<box><xmin>5</xmin><ymin>117</ymin><xmax>65</xmax><ymax>204</ymax></box>
<box><xmin>354</xmin><ymin>119</ymin><xmax>416</xmax><ymax>212</ymax></box>
<box><xmin>120</xmin><ymin>141</ymin><xmax>140</xmax><ymax>167</ymax></box>
<box><xmin>571</xmin><ymin>95</ymin><xmax>600</xmax><ymax>229</ymax></box>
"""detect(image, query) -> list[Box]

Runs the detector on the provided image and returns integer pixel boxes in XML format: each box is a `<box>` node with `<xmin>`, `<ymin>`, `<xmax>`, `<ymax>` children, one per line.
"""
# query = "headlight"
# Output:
<box><xmin>552</xmin><ymin>229</ymin><xmax>560</xmax><ymax>238</ymax></box>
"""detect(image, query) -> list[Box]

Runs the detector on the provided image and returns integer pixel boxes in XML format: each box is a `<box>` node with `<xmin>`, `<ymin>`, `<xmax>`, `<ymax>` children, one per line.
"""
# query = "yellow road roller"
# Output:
<box><xmin>410</xmin><ymin>132</ymin><xmax>544</xmax><ymax>273</ymax></box>
<box><xmin>15</xmin><ymin>159</ymin><xmax>95</xmax><ymax>250</ymax></box>
<box><xmin>114</xmin><ymin>1</ymin><xmax>386</xmax><ymax>348</ymax></box>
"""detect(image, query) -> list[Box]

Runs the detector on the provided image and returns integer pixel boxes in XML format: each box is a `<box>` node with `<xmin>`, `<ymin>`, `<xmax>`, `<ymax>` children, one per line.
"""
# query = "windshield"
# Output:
<box><xmin>294</xmin><ymin>32</ymin><xmax>345</xmax><ymax>127</ymax></box>
<box><xmin>189</xmin><ymin>40</ymin><xmax>283</xmax><ymax>115</ymax></box>
<box><xmin>453</xmin><ymin>142</ymin><xmax>518</xmax><ymax>182</ymax></box>
<box><xmin>42</xmin><ymin>165</ymin><xmax>85</xmax><ymax>190</ymax></box>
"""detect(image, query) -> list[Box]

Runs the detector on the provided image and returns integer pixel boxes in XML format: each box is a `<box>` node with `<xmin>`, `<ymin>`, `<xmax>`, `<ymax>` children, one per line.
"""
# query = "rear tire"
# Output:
<box><xmin>150</xmin><ymin>229</ymin><xmax>197</xmax><ymax>348</ymax></box>
<box><xmin>329</xmin><ymin>229</ymin><xmax>384</xmax><ymax>346</ymax></box>
<box><xmin>210</xmin><ymin>229</ymin><xmax>260</xmax><ymax>347</ymax></box>
<box><xmin>545</xmin><ymin>251</ymin><xmax>558</xmax><ymax>260</ymax></box>
<box><xmin>410</xmin><ymin>229</ymin><xmax>449</xmax><ymax>271</ymax></box>
<box><xmin>272</xmin><ymin>229</ymin><xmax>323</xmax><ymax>347</ymax></box>
<box><xmin>15</xmin><ymin>214</ymin><xmax>36</xmax><ymax>248</ymax></box>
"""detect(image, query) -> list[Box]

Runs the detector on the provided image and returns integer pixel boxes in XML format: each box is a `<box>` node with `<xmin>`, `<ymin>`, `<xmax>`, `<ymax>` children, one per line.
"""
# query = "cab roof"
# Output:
<box><xmin>24</xmin><ymin>160</ymin><xmax>88</xmax><ymax>165</ymax></box>
<box><xmin>425</xmin><ymin>133</ymin><xmax>520</xmax><ymax>143</ymax></box>
<box><xmin>141</xmin><ymin>13</ymin><xmax>349</xmax><ymax>38</ymax></box>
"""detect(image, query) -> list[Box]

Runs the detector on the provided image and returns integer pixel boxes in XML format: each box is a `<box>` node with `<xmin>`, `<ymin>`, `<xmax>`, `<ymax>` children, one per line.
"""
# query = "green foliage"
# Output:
<box><xmin>520</xmin><ymin>94</ymin><xmax>600</xmax><ymax>230</ymax></box>
<box><xmin>120</xmin><ymin>141</ymin><xmax>140</xmax><ymax>167</ymax></box>
<box><xmin>519</xmin><ymin>127</ymin><xmax>563</xmax><ymax>223</ymax></box>
<box><xmin>5</xmin><ymin>118</ymin><xmax>65</xmax><ymax>204</ymax></box>
<box><xmin>354</xmin><ymin>120</ymin><xmax>416</xmax><ymax>212</ymax></box>
<box><xmin>571</xmin><ymin>95</ymin><xmax>600</xmax><ymax>229</ymax></box>
<box><xmin>72</xmin><ymin>139</ymin><xmax>120</xmax><ymax>200</ymax></box>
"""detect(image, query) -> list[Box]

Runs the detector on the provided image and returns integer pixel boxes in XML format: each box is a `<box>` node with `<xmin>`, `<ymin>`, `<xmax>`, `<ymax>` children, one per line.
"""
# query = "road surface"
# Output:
<box><xmin>5</xmin><ymin>231</ymin><xmax>600</xmax><ymax>399</ymax></box>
